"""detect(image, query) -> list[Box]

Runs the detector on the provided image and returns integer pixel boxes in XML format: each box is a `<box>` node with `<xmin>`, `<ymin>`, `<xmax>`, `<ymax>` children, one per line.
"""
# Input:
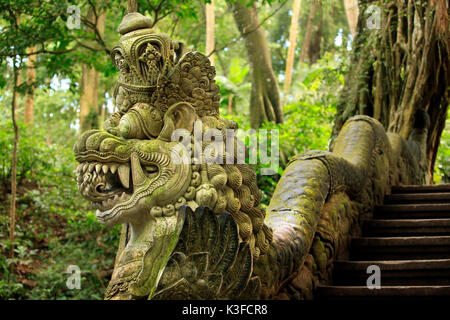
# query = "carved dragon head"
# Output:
<box><xmin>74</xmin><ymin>12</ymin><xmax>272</xmax><ymax>300</ymax></box>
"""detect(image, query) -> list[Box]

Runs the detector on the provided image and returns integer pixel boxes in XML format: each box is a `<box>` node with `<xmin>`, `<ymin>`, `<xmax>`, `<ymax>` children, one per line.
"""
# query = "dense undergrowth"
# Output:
<box><xmin>0</xmin><ymin>122</ymin><xmax>120</xmax><ymax>299</ymax></box>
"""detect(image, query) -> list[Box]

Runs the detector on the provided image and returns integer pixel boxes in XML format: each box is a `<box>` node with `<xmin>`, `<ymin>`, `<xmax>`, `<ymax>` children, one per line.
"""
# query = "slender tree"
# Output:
<box><xmin>216</xmin><ymin>51</ymin><xmax>234</xmax><ymax>114</ymax></box>
<box><xmin>24</xmin><ymin>46</ymin><xmax>36</xmax><ymax>124</ymax></box>
<box><xmin>205</xmin><ymin>0</ymin><xmax>215</xmax><ymax>65</ymax></box>
<box><xmin>307</xmin><ymin>0</ymin><xmax>322</xmax><ymax>64</ymax></box>
<box><xmin>229</xmin><ymin>0</ymin><xmax>283</xmax><ymax>128</ymax></box>
<box><xmin>9</xmin><ymin>58</ymin><xmax>20</xmax><ymax>264</ymax></box>
<box><xmin>343</xmin><ymin>0</ymin><xmax>358</xmax><ymax>38</ymax></box>
<box><xmin>283</xmin><ymin>0</ymin><xmax>302</xmax><ymax>95</ymax></box>
<box><xmin>128</xmin><ymin>0</ymin><xmax>138</xmax><ymax>13</ymax></box>
<box><xmin>79</xmin><ymin>9</ymin><xmax>106</xmax><ymax>132</ymax></box>
<box><xmin>298</xmin><ymin>0</ymin><xmax>317</xmax><ymax>65</ymax></box>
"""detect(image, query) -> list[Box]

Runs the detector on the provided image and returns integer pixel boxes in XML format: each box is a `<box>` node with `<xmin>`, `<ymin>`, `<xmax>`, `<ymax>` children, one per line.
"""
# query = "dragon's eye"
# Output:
<box><xmin>145</xmin><ymin>165</ymin><xmax>159</xmax><ymax>178</ymax></box>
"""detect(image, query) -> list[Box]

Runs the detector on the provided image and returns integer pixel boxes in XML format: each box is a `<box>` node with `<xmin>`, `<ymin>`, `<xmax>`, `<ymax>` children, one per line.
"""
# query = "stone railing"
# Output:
<box><xmin>253</xmin><ymin>112</ymin><xmax>428</xmax><ymax>299</ymax></box>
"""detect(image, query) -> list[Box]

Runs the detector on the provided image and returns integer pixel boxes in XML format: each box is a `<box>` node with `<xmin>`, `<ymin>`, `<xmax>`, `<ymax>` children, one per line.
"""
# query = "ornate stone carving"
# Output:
<box><xmin>74</xmin><ymin>11</ymin><xmax>429</xmax><ymax>300</ymax></box>
<box><xmin>74</xmin><ymin>12</ymin><xmax>271</xmax><ymax>300</ymax></box>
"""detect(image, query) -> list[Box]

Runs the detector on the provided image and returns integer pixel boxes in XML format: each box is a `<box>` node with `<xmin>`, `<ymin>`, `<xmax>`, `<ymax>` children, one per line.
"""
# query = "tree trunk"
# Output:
<box><xmin>283</xmin><ymin>0</ymin><xmax>302</xmax><ymax>95</ymax></box>
<box><xmin>127</xmin><ymin>0</ymin><xmax>138</xmax><ymax>13</ymax></box>
<box><xmin>10</xmin><ymin>60</ymin><xmax>19</xmax><ymax>264</ymax></box>
<box><xmin>331</xmin><ymin>0</ymin><xmax>449</xmax><ymax>182</ymax></box>
<box><xmin>343</xmin><ymin>0</ymin><xmax>358</xmax><ymax>38</ymax></box>
<box><xmin>299</xmin><ymin>0</ymin><xmax>317</xmax><ymax>65</ymax></box>
<box><xmin>13</xmin><ymin>69</ymin><xmax>21</xmax><ymax>116</ymax></box>
<box><xmin>205</xmin><ymin>0</ymin><xmax>215</xmax><ymax>66</ymax></box>
<box><xmin>426</xmin><ymin>94</ymin><xmax>448</xmax><ymax>183</ymax></box>
<box><xmin>229</xmin><ymin>1</ymin><xmax>283</xmax><ymax>128</ymax></box>
<box><xmin>79</xmin><ymin>9</ymin><xmax>105</xmax><ymax>132</ymax></box>
<box><xmin>24</xmin><ymin>46</ymin><xmax>36</xmax><ymax>124</ymax></box>
<box><xmin>80</xmin><ymin>65</ymin><xmax>99</xmax><ymax>131</ymax></box>
<box><xmin>216</xmin><ymin>51</ymin><xmax>233</xmax><ymax>114</ymax></box>
<box><xmin>308</xmin><ymin>0</ymin><xmax>322</xmax><ymax>64</ymax></box>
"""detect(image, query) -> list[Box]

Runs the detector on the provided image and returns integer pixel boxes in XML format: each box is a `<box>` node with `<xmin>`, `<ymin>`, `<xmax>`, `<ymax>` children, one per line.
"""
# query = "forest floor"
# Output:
<box><xmin>0</xmin><ymin>177</ymin><xmax>120</xmax><ymax>299</ymax></box>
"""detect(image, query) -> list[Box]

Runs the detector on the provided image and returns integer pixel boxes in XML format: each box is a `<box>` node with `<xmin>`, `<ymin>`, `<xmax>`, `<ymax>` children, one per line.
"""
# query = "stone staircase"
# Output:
<box><xmin>317</xmin><ymin>184</ymin><xmax>450</xmax><ymax>300</ymax></box>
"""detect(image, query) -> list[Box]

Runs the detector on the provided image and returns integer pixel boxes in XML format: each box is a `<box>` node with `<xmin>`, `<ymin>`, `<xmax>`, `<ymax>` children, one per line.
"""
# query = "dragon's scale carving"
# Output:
<box><xmin>153</xmin><ymin>206</ymin><xmax>260</xmax><ymax>300</ymax></box>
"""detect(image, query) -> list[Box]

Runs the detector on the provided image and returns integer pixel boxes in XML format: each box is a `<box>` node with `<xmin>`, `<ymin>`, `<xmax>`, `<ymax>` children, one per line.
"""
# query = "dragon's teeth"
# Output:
<box><xmin>102</xmin><ymin>165</ymin><xmax>108</xmax><ymax>174</ymax></box>
<box><xmin>110</xmin><ymin>164</ymin><xmax>118</xmax><ymax>174</ymax></box>
<box><xmin>82</xmin><ymin>163</ymin><xmax>89</xmax><ymax>173</ymax></box>
<box><xmin>95</xmin><ymin>164</ymin><xmax>102</xmax><ymax>173</ymax></box>
<box><xmin>88</xmin><ymin>163</ymin><xmax>95</xmax><ymax>172</ymax></box>
<box><xmin>118</xmin><ymin>164</ymin><xmax>130</xmax><ymax>189</ymax></box>
<box><xmin>120</xmin><ymin>192</ymin><xmax>129</xmax><ymax>201</ymax></box>
<box><xmin>76</xmin><ymin>164</ymin><xmax>82</xmax><ymax>173</ymax></box>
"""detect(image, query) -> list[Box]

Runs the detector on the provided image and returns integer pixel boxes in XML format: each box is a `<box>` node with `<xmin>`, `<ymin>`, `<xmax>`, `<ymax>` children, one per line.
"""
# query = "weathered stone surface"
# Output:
<box><xmin>74</xmin><ymin>11</ymin><xmax>429</xmax><ymax>300</ymax></box>
<box><xmin>74</xmin><ymin>12</ymin><xmax>271</xmax><ymax>300</ymax></box>
<box><xmin>262</xmin><ymin>113</ymin><xmax>428</xmax><ymax>299</ymax></box>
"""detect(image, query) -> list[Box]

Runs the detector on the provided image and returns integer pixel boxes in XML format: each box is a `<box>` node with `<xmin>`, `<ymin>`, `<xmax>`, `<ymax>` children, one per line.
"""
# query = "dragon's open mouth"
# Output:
<box><xmin>76</xmin><ymin>161</ymin><xmax>133</xmax><ymax>211</ymax></box>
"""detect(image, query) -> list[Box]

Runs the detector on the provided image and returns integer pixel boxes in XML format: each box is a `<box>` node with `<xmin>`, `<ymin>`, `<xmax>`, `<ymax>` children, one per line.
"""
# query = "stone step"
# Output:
<box><xmin>363</xmin><ymin>219</ymin><xmax>450</xmax><ymax>236</ymax></box>
<box><xmin>391</xmin><ymin>184</ymin><xmax>450</xmax><ymax>194</ymax></box>
<box><xmin>385</xmin><ymin>192</ymin><xmax>450</xmax><ymax>204</ymax></box>
<box><xmin>322</xmin><ymin>184</ymin><xmax>450</xmax><ymax>300</ymax></box>
<box><xmin>374</xmin><ymin>203</ymin><xmax>450</xmax><ymax>219</ymax></box>
<box><xmin>350</xmin><ymin>236</ymin><xmax>450</xmax><ymax>260</ymax></box>
<box><xmin>332</xmin><ymin>259</ymin><xmax>450</xmax><ymax>286</ymax></box>
<box><xmin>316</xmin><ymin>285</ymin><xmax>450</xmax><ymax>300</ymax></box>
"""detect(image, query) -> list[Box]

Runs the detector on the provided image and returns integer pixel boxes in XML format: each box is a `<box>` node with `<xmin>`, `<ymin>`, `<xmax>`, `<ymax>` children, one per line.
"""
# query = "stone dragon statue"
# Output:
<box><xmin>74</xmin><ymin>12</ymin><xmax>429</xmax><ymax>300</ymax></box>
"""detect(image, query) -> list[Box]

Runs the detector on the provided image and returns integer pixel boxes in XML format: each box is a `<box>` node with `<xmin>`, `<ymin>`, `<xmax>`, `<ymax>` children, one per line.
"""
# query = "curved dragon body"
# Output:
<box><xmin>74</xmin><ymin>12</ymin><xmax>428</xmax><ymax>300</ymax></box>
